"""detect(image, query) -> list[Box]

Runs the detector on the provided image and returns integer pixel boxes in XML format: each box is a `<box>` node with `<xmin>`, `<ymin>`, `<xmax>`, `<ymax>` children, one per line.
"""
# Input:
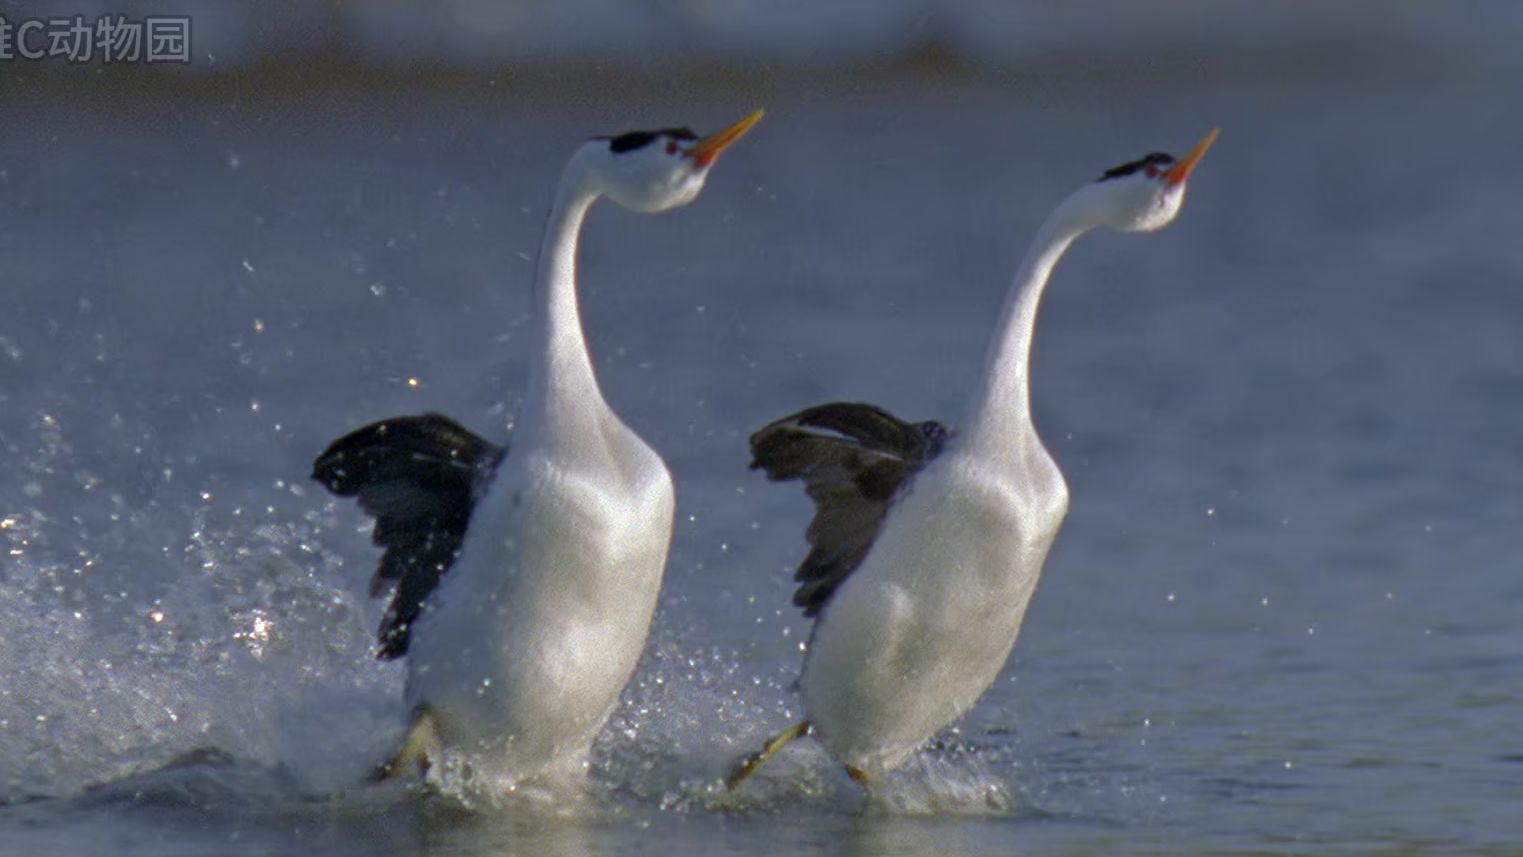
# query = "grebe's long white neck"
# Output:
<box><xmin>518</xmin><ymin>107</ymin><xmax>766</xmax><ymax>445</ymax></box>
<box><xmin>525</xmin><ymin>164</ymin><xmax>602</xmax><ymax>440</ymax></box>
<box><xmin>962</xmin><ymin>128</ymin><xmax>1220</xmax><ymax>461</ymax></box>
<box><xmin>963</xmin><ymin>209</ymin><xmax>1084</xmax><ymax>458</ymax></box>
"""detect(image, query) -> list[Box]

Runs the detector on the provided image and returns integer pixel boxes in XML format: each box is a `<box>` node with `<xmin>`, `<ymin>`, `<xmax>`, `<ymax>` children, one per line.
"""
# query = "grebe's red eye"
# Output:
<box><xmin>666</xmin><ymin>141</ymin><xmax>679</xmax><ymax>155</ymax></box>
<box><xmin>1145</xmin><ymin>165</ymin><xmax>1159</xmax><ymax>178</ymax></box>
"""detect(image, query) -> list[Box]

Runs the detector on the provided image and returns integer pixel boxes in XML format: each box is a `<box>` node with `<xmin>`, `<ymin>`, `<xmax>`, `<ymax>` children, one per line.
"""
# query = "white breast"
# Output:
<box><xmin>799</xmin><ymin>444</ymin><xmax>1068</xmax><ymax>775</ymax></box>
<box><xmin>403</xmin><ymin>412</ymin><xmax>674</xmax><ymax>784</ymax></box>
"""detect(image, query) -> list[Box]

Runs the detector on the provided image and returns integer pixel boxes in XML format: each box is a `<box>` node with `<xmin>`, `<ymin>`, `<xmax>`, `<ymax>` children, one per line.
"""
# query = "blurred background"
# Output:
<box><xmin>3</xmin><ymin>2</ymin><xmax>1522</xmax><ymax>855</ymax></box>
<box><xmin>3</xmin><ymin>0</ymin><xmax>1521</xmax><ymax>73</ymax></box>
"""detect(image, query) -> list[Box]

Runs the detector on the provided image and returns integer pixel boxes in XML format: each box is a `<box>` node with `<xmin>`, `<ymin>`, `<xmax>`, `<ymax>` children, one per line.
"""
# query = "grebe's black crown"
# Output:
<box><xmin>603</xmin><ymin>128</ymin><xmax>699</xmax><ymax>154</ymax></box>
<box><xmin>1098</xmin><ymin>152</ymin><xmax>1174</xmax><ymax>182</ymax></box>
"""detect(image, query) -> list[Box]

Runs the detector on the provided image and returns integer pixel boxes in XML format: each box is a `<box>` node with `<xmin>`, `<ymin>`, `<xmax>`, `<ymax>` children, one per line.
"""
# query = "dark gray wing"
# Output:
<box><xmin>749</xmin><ymin>402</ymin><xmax>949</xmax><ymax>618</ymax></box>
<box><xmin>312</xmin><ymin>412</ymin><xmax>505</xmax><ymax>660</ymax></box>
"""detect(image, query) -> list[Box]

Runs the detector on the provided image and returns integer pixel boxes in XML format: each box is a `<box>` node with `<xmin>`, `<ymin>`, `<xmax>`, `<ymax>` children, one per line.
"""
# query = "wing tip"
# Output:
<box><xmin>311</xmin><ymin>412</ymin><xmax>504</xmax><ymax>662</ymax></box>
<box><xmin>750</xmin><ymin>401</ymin><xmax>950</xmax><ymax>621</ymax></box>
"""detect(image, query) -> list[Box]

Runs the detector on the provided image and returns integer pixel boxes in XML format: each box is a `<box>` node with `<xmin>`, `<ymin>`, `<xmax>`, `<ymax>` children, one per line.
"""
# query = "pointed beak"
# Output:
<box><xmin>1162</xmin><ymin>127</ymin><xmax>1219</xmax><ymax>187</ymax></box>
<box><xmin>685</xmin><ymin>108</ymin><xmax>765</xmax><ymax>169</ymax></box>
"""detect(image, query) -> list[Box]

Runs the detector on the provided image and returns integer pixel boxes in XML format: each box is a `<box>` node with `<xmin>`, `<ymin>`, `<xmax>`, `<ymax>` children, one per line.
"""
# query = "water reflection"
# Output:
<box><xmin>417</xmin><ymin>806</ymin><xmax>592</xmax><ymax>857</ymax></box>
<box><xmin>839</xmin><ymin>814</ymin><xmax>1016</xmax><ymax>857</ymax></box>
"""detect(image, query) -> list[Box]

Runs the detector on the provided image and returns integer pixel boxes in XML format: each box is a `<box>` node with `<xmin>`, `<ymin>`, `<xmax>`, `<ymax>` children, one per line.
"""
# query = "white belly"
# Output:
<box><xmin>799</xmin><ymin>449</ymin><xmax>1067</xmax><ymax>776</ymax></box>
<box><xmin>404</xmin><ymin>442</ymin><xmax>674</xmax><ymax>784</ymax></box>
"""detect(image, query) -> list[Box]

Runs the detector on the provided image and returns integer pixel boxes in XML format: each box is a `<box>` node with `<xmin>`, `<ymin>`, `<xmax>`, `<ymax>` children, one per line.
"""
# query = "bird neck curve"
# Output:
<box><xmin>522</xmin><ymin>161</ymin><xmax>605</xmax><ymax>441</ymax></box>
<box><xmin>963</xmin><ymin>199</ymin><xmax>1090</xmax><ymax>458</ymax></box>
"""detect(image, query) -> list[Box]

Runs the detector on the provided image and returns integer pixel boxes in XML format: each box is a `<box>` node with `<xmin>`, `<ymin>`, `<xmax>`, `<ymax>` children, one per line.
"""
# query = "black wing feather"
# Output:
<box><xmin>749</xmin><ymin>402</ymin><xmax>948</xmax><ymax>618</ymax></box>
<box><xmin>312</xmin><ymin>412</ymin><xmax>505</xmax><ymax>659</ymax></box>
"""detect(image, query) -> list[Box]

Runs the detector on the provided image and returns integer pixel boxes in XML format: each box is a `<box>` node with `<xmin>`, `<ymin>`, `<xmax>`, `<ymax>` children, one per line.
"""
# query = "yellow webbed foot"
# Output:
<box><xmin>369</xmin><ymin>704</ymin><xmax>440</xmax><ymax>783</ymax></box>
<box><xmin>725</xmin><ymin>721</ymin><xmax>812</xmax><ymax>791</ymax></box>
<box><xmin>845</xmin><ymin>764</ymin><xmax>870</xmax><ymax>791</ymax></box>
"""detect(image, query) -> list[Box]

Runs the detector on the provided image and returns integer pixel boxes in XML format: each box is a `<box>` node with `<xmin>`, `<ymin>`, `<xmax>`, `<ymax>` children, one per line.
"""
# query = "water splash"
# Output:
<box><xmin>587</xmin><ymin>633</ymin><xmax>1025</xmax><ymax>817</ymax></box>
<box><xmin>1</xmin><ymin>403</ymin><xmax>1034</xmax><ymax>817</ymax></box>
<box><xmin>0</xmin><ymin>408</ymin><xmax>401</xmax><ymax>802</ymax></box>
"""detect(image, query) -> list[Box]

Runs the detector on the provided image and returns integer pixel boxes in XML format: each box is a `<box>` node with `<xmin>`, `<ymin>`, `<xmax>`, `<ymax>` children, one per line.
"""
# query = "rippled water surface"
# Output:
<box><xmin>2</xmin><ymin>59</ymin><xmax>1521</xmax><ymax>854</ymax></box>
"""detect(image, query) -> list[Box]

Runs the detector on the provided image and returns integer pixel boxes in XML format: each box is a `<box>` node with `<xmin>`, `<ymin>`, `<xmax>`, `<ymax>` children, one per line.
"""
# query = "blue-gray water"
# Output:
<box><xmin>2</xmin><ymin>58</ymin><xmax>1521</xmax><ymax>854</ymax></box>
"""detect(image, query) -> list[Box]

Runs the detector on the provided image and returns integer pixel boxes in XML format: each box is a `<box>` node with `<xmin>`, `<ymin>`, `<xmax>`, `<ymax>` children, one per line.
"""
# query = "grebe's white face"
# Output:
<box><xmin>1092</xmin><ymin>152</ymin><xmax>1188</xmax><ymax>233</ymax></box>
<box><xmin>1078</xmin><ymin>129</ymin><xmax>1219</xmax><ymax>233</ymax></box>
<box><xmin>594</xmin><ymin>128</ymin><xmax>709</xmax><ymax>212</ymax></box>
<box><xmin>585</xmin><ymin>110</ymin><xmax>765</xmax><ymax>214</ymax></box>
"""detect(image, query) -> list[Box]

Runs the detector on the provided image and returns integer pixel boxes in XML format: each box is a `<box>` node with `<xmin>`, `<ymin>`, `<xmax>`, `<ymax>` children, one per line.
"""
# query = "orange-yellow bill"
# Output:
<box><xmin>687</xmin><ymin>108</ymin><xmax>765</xmax><ymax>168</ymax></box>
<box><xmin>1163</xmin><ymin>127</ymin><xmax>1220</xmax><ymax>186</ymax></box>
